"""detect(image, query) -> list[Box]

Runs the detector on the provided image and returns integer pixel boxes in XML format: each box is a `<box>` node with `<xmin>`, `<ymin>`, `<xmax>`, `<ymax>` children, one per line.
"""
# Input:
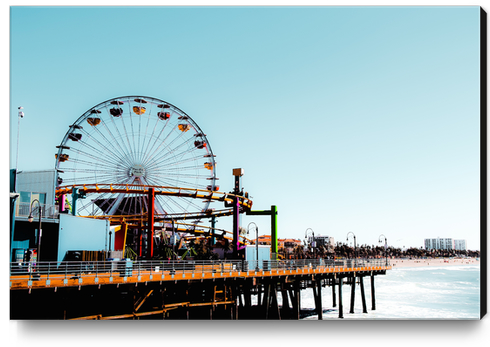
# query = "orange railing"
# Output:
<box><xmin>10</xmin><ymin>258</ymin><xmax>391</xmax><ymax>290</ymax></box>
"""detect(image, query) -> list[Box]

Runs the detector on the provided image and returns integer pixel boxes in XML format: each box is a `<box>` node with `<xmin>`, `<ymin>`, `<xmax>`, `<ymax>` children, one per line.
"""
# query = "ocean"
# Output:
<box><xmin>300</xmin><ymin>265</ymin><xmax>481</xmax><ymax>320</ymax></box>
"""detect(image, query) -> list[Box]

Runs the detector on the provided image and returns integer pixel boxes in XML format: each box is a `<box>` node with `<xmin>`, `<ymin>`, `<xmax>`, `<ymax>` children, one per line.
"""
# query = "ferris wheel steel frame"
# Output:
<box><xmin>55</xmin><ymin>96</ymin><xmax>218</xmax><ymax>219</ymax></box>
<box><xmin>54</xmin><ymin>96</ymin><xmax>253</xmax><ymax>259</ymax></box>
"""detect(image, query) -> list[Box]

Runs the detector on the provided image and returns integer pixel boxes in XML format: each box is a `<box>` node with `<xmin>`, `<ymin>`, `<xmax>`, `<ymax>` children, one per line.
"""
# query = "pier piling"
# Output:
<box><xmin>349</xmin><ymin>276</ymin><xmax>356</xmax><ymax>314</ymax></box>
<box><xmin>338</xmin><ymin>276</ymin><xmax>343</xmax><ymax>319</ymax></box>
<box><xmin>315</xmin><ymin>278</ymin><xmax>323</xmax><ymax>320</ymax></box>
<box><xmin>370</xmin><ymin>273</ymin><xmax>376</xmax><ymax>310</ymax></box>
<box><xmin>360</xmin><ymin>276</ymin><xmax>367</xmax><ymax>313</ymax></box>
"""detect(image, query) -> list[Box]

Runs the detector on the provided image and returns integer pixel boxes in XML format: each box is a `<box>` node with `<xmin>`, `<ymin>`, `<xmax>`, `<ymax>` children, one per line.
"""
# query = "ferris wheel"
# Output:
<box><xmin>55</xmin><ymin>96</ymin><xmax>218</xmax><ymax>218</ymax></box>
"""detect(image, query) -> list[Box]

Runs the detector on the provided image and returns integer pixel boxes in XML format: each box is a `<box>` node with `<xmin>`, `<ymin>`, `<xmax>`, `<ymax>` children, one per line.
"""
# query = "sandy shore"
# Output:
<box><xmin>390</xmin><ymin>258</ymin><xmax>480</xmax><ymax>268</ymax></box>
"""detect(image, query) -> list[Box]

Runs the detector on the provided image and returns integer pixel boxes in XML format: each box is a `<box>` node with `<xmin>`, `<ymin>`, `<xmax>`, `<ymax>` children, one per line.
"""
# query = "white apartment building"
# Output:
<box><xmin>424</xmin><ymin>237</ymin><xmax>454</xmax><ymax>250</ymax></box>
<box><xmin>454</xmin><ymin>239</ymin><xmax>467</xmax><ymax>251</ymax></box>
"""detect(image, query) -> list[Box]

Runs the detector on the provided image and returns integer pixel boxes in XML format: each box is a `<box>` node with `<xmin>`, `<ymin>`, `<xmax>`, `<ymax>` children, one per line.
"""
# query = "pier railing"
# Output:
<box><xmin>10</xmin><ymin>258</ymin><xmax>390</xmax><ymax>283</ymax></box>
<box><xmin>15</xmin><ymin>202</ymin><xmax>59</xmax><ymax>219</ymax></box>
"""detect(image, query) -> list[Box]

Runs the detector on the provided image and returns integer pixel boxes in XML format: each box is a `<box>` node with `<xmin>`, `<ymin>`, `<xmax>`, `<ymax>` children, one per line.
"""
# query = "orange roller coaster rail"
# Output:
<box><xmin>56</xmin><ymin>183</ymin><xmax>253</xmax><ymax>212</ymax></box>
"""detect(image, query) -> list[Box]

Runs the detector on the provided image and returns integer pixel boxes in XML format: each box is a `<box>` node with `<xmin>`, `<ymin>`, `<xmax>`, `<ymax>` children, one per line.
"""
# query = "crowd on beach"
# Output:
<box><xmin>289</xmin><ymin>242</ymin><xmax>480</xmax><ymax>262</ymax></box>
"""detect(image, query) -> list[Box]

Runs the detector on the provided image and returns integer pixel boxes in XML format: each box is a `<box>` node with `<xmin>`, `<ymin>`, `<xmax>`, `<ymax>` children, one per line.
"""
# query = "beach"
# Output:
<box><xmin>390</xmin><ymin>257</ymin><xmax>480</xmax><ymax>268</ymax></box>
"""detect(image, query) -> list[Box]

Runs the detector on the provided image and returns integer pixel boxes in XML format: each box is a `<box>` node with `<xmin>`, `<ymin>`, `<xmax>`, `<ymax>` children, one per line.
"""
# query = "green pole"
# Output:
<box><xmin>71</xmin><ymin>188</ymin><xmax>78</xmax><ymax>216</ymax></box>
<box><xmin>271</xmin><ymin>205</ymin><xmax>277</xmax><ymax>255</ymax></box>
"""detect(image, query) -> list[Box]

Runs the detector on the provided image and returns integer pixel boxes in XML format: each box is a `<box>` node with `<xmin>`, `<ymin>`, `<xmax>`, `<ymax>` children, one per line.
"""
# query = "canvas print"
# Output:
<box><xmin>8</xmin><ymin>5</ymin><xmax>484</xmax><ymax>324</ymax></box>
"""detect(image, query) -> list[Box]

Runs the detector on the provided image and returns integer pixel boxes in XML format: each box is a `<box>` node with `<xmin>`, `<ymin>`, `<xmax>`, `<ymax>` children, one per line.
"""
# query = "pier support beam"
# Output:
<box><xmin>349</xmin><ymin>276</ymin><xmax>356</xmax><ymax>314</ymax></box>
<box><xmin>292</xmin><ymin>281</ymin><xmax>300</xmax><ymax>319</ymax></box>
<box><xmin>281</xmin><ymin>281</ymin><xmax>290</xmax><ymax>319</ymax></box>
<box><xmin>332</xmin><ymin>279</ymin><xmax>336</xmax><ymax>307</ymax></box>
<box><xmin>370</xmin><ymin>273</ymin><xmax>376</xmax><ymax>310</ymax></box>
<box><xmin>263</xmin><ymin>282</ymin><xmax>271</xmax><ymax>319</ymax></box>
<box><xmin>313</xmin><ymin>278</ymin><xmax>323</xmax><ymax>320</ymax></box>
<box><xmin>338</xmin><ymin>276</ymin><xmax>343</xmax><ymax>319</ymax></box>
<box><xmin>360</xmin><ymin>276</ymin><xmax>367</xmax><ymax>313</ymax></box>
<box><xmin>271</xmin><ymin>283</ymin><xmax>280</xmax><ymax>319</ymax></box>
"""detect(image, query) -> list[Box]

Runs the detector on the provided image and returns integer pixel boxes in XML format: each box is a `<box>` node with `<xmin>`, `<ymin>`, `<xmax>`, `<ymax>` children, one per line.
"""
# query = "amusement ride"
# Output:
<box><xmin>54</xmin><ymin>96</ymin><xmax>253</xmax><ymax>260</ymax></box>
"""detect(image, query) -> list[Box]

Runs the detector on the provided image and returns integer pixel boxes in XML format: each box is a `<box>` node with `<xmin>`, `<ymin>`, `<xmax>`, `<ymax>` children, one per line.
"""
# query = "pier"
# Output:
<box><xmin>10</xmin><ymin>96</ymin><xmax>393</xmax><ymax>320</ymax></box>
<box><xmin>10</xmin><ymin>258</ymin><xmax>390</xmax><ymax>320</ymax></box>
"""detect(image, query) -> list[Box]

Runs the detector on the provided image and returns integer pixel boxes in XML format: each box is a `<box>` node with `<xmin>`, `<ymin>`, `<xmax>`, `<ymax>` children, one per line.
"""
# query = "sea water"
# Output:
<box><xmin>300</xmin><ymin>265</ymin><xmax>480</xmax><ymax>320</ymax></box>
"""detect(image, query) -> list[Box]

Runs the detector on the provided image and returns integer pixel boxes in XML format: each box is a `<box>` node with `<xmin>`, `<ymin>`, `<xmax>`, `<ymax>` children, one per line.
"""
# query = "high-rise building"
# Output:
<box><xmin>454</xmin><ymin>239</ymin><xmax>467</xmax><ymax>251</ymax></box>
<box><xmin>424</xmin><ymin>237</ymin><xmax>454</xmax><ymax>250</ymax></box>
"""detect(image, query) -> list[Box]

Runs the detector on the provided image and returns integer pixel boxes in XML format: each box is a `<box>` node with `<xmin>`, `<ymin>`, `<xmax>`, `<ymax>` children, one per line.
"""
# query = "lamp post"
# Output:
<box><xmin>378</xmin><ymin>234</ymin><xmax>388</xmax><ymax>266</ymax></box>
<box><xmin>346</xmin><ymin>232</ymin><xmax>357</xmax><ymax>266</ymax></box>
<box><xmin>16</xmin><ymin>106</ymin><xmax>24</xmax><ymax>170</ymax></box>
<box><xmin>247</xmin><ymin>222</ymin><xmax>259</xmax><ymax>271</ymax></box>
<box><xmin>305</xmin><ymin>228</ymin><xmax>315</xmax><ymax>258</ymax></box>
<box><xmin>109</xmin><ymin>230</ymin><xmax>112</xmax><ymax>252</ymax></box>
<box><xmin>28</xmin><ymin>199</ymin><xmax>42</xmax><ymax>262</ymax></box>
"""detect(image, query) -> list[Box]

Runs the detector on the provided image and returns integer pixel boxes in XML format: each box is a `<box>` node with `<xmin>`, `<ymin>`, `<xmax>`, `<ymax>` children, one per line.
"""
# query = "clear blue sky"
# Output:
<box><xmin>7</xmin><ymin>5</ymin><xmax>481</xmax><ymax>250</ymax></box>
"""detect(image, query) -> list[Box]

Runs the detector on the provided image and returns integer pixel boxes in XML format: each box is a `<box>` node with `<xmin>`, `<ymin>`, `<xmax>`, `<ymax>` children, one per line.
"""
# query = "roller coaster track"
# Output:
<box><xmin>56</xmin><ymin>184</ymin><xmax>252</xmax><ymax>211</ymax></box>
<box><xmin>55</xmin><ymin>183</ymin><xmax>253</xmax><ymax>243</ymax></box>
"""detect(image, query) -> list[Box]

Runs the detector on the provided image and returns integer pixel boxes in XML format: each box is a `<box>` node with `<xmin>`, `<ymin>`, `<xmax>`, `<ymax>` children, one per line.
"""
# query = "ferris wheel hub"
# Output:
<box><xmin>129</xmin><ymin>164</ymin><xmax>146</xmax><ymax>178</ymax></box>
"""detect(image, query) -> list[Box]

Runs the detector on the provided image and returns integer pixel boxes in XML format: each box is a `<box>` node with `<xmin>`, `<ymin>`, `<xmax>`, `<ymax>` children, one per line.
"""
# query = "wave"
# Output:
<box><xmin>299</xmin><ymin>266</ymin><xmax>480</xmax><ymax>319</ymax></box>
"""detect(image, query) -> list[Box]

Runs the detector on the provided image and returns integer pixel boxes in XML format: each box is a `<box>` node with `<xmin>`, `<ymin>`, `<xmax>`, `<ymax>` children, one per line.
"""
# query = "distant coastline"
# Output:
<box><xmin>390</xmin><ymin>257</ymin><xmax>480</xmax><ymax>268</ymax></box>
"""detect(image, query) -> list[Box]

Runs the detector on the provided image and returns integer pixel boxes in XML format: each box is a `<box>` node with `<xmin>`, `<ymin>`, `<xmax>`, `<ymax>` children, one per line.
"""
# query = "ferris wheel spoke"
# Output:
<box><xmin>162</xmin><ymin>195</ymin><xmax>205</xmax><ymax>215</ymax></box>
<box><xmin>102</xmin><ymin>104</ymin><xmax>136</xmax><ymax>164</ymax></box>
<box><xmin>145</xmin><ymin>175</ymin><xmax>200</xmax><ymax>190</ymax></box>
<box><xmin>150</xmin><ymin>171</ymin><xmax>212</xmax><ymax>183</ymax></box>
<box><xmin>148</xmin><ymin>152</ymin><xmax>204</xmax><ymax>173</ymax></box>
<box><xmin>155</xmin><ymin>195</ymin><xmax>188</xmax><ymax>216</ymax></box>
<box><xmin>60</xmin><ymin>170</ymin><xmax>128</xmax><ymax>184</ymax></box>
<box><xmin>61</xmin><ymin>164</ymin><xmax>122</xmax><ymax>182</ymax></box>
<box><xmin>66</xmin><ymin>146</ymin><xmax>127</xmax><ymax>171</ymax></box>
<box><xmin>86</xmin><ymin>112</ymin><xmax>135</xmax><ymax>167</ymax></box>
<box><xmin>60</xmin><ymin>168</ymin><xmax>126</xmax><ymax>177</ymax></box>
<box><xmin>141</xmin><ymin>111</ymin><xmax>172</xmax><ymax>165</ymax></box>
<box><xmin>75</xmin><ymin>126</ymin><xmax>132</xmax><ymax>168</ymax></box>
<box><xmin>146</xmin><ymin>175</ymin><xmax>208</xmax><ymax>191</ymax></box>
<box><xmin>126</xmin><ymin>99</ymin><xmax>142</xmax><ymax>163</ymax></box>
<box><xmin>62</xmin><ymin>157</ymin><xmax>119</xmax><ymax>173</ymax></box>
<box><xmin>148</xmin><ymin>173</ymin><xmax>210</xmax><ymax>187</ymax></box>
<box><xmin>102</xmin><ymin>179</ymin><xmax>139</xmax><ymax>215</ymax></box>
<box><xmin>160</xmin><ymin>164</ymin><xmax>210</xmax><ymax>173</ymax></box>
<box><xmin>69</xmin><ymin>139</ymin><xmax>127</xmax><ymax>169</ymax></box>
<box><xmin>145</xmin><ymin>144</ymin><xmax>198</xmax><ymax>173</ymax></box>
<box><xmin>141</xmin><ymin>124</ymin><xmax>182</xmax><ymax>168</ymax></box>
<box><xmin>116</xmin><ymin>105</ymin><xmax>137</xmax><ymax>164</ymax></box>
<box><xmin>144</xmin><ymin>122</ymin><xmax>190</xmax><ymax>163</ymax></box>
<box><xmin>140</xmin><ymin>108</ymin><xmax>179</xmax><ymax>165</ymax></box>
<box><xmin>139</xmin><ymin>111</ymin><xmax>153</xmax><ymax>165</ymax></box>
<box><xmin>137</xmin><ymin>102</ymin><xmax>156</xmax><ymax>164</ymax></box>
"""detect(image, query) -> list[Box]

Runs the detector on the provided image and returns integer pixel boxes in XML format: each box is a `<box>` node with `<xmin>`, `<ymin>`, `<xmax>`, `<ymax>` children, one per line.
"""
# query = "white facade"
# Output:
<box><xmin>424</xmin><ymin>237</ymin><xmax>454</xmax><ymax>250</ymax></box>
<box><xmin>15</xmin><ymin>170</ymin><xmax>59</xmax><ymax>219</ymax></box>
<box><xmin>454</xmin><ymin>239</ymin><xmax>467</xmax><ymax>251</ymax></box>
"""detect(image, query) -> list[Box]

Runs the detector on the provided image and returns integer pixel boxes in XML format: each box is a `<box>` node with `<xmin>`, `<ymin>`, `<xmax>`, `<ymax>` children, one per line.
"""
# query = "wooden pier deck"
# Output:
<box><xmin>10</xmin><ymin>259</ymin><xmax>391</xmax><ymax>320</ymax></box>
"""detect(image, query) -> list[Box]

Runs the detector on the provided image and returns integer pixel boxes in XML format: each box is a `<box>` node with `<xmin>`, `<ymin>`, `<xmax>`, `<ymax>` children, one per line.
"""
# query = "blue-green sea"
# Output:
<box><xmin>301</xmin><ymin>265</ymin><xmax>480</xmax><ymax>320</ymax></box>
